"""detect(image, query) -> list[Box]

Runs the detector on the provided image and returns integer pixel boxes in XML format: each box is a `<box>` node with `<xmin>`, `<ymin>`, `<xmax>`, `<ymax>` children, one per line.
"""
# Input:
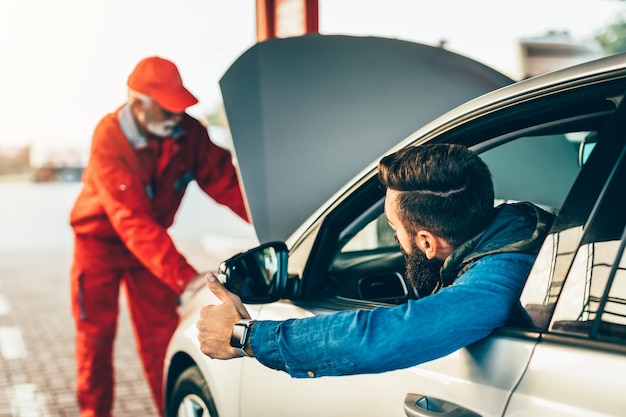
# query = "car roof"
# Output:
<box><xmin>220</xmin><ymin>34</ymin><xmax>514</xmax><ymax>243</ymax></box>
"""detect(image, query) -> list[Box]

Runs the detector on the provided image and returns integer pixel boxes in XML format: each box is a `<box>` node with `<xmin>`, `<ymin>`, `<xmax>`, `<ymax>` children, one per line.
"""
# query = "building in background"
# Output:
<box><xmin>0</xmin><ymin>138</ymin><xmax>88</xmax><ymax>182</ymax></box>
<box><xmin>29</xmin><ymin>137</ymin><xmax>89</xmax><ymax>182</ymax></box>
<box><xmin>518</xmin><ymin>31</ymin><xmax>605</xmax><ymax>79</ymax></box>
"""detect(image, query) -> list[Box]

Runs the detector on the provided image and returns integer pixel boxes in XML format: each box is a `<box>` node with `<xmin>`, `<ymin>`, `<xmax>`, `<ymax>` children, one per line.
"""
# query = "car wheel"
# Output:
<box><xmin>168</xmin><ymin>366</ymin><xmax>218</xmax><ymax>417</ymax></box>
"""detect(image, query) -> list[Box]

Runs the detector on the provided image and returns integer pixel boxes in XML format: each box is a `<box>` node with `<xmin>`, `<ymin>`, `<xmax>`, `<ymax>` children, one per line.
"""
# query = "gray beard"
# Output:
<box><xmin>402</xmin><ymin>241</ymin><xmax>443</xmax><ymax>298</ymax></box>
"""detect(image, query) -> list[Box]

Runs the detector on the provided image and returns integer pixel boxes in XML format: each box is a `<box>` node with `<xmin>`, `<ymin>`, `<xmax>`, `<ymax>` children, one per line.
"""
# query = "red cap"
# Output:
<box><xmin>127</xmin><ymin>56</ymin><xmax>198</xmax><ymax>113</ymax></box>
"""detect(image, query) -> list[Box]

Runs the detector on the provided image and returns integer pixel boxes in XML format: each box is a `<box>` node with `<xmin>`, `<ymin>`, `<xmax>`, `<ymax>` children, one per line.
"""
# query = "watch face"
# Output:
<box><xmin>230</xmin><ymin>323</ymin><xmax>247</xmax><ymax>348</ymax></box>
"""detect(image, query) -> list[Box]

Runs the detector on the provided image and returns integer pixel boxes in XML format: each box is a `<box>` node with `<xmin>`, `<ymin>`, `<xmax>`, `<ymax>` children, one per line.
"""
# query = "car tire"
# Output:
<box><xmin>168</xmin><ymin>366</ymin><xmax>219</xmax><ymax>417</ymax></box>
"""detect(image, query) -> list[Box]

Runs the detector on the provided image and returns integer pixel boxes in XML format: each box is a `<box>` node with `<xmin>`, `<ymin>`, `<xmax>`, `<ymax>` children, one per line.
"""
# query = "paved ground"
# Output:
<box><xmin>0</xmin><ymin>182</ymin><xmax>257</xmax><ymax>416</ymax></box>
<box><xmin>0</xmin><ymin>249</ymin><xmax>159</xmax><ymax>416</ymax></box>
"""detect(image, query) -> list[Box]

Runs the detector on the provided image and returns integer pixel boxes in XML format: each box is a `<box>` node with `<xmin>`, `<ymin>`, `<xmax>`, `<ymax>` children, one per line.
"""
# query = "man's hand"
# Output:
<box><xmin>196</xmin><ymin>272</ymin><xmax>252</xmax><ymax>359</ymax></box>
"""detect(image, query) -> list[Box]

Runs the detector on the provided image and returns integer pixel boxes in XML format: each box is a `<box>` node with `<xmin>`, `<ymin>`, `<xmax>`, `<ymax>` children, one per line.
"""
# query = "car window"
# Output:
<box><xmin>326</xmin><ymin>195</ymin><xmax>410</xmax><ymax>303</ymax></box>
<box><xmin>340</xmin><ymin>132</ymin><xmax>590</xmax><ymax>254</ymax></box>
<box><xmin>480</xmin><ymin>132</ymin><xmax>586</xmax><ymax>214</ymax></box>
<box><xmin>303</xmin><ymin>86</ymin><xmax>625</xmax><ymax>310</ymax></box>
<box><xmin>520</xmin><ymin>95</ymin><xmax>626</xmax><ymax>333</ymax></box>
<box><xmin>549</xmin><ymin>149</ymin><xmax>626</xmax><ymax>342</ymax></box>
<box><xmin>325</xmin><ymin>131</ymin><xmax>595</xmax><ymax>305</ymax></box>
<box><xmin>340</xmin><ymin>213</ymin><xmax>396</xmax><ymax>252</ymax></box>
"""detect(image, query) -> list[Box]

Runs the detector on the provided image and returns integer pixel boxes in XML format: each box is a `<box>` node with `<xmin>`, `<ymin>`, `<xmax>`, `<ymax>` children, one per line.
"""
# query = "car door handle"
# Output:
<box><xmin>404</xmin><ymin>393</ymin><xmax>481</xmax><ymax>417</ymax></box>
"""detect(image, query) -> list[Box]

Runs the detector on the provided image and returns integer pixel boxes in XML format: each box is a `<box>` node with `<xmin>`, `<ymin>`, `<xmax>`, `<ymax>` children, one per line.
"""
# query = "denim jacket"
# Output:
<box><xmin>250</xmin><ymin>202</ymin><xmax>554</xmax><ymax>378</ymax></box>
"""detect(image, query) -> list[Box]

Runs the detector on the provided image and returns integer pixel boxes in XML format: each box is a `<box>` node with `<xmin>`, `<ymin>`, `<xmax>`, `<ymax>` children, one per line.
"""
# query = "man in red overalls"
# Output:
<box><xmin>69</xmin><ymin>56</ymin><xmax>249</xmax><ymax>417</ymax></box>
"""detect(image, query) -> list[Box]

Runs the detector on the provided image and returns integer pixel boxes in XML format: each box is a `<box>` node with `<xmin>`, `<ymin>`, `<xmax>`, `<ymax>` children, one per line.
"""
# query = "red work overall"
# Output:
<box><xmin>69</xmin><ymin>105</ymin><xmax>248</xmax><ymax>416</ymax></box>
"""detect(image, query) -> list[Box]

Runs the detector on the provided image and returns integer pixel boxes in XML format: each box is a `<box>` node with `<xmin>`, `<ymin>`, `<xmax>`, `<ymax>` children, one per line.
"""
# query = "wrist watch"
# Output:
<box><xmin>230</xmin><ymin>319</ymin><xmax>256</xmax><ymax>357</ymax></box>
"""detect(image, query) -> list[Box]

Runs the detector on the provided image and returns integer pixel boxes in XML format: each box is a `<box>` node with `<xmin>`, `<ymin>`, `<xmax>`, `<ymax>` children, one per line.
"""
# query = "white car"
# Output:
<box><xmin>164</xmin><ymin>35</ymin><xmax>626</xmax><ymax>417</ymax></box>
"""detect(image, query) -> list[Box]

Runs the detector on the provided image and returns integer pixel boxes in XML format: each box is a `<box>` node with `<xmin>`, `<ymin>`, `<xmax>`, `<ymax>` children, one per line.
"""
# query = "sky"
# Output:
<box><xmin>0</xmin><ymin>0</ymin><xmax>624</xmax><ymax>149</ymax></box>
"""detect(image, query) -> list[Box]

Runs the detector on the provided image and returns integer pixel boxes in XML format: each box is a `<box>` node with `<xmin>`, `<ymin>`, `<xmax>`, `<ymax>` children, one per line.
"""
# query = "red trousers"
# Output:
<box><xmin>70</xmin><ymin>236</ymin><xmax>179</xmax><ymax>417</ymax></box>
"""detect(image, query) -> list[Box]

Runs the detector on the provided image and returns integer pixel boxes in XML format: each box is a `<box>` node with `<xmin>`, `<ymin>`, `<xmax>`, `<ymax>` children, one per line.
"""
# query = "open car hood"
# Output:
<box><xmin>220</xmin><ymin>34</ymin><xmax>513</xmax><ymax>243</ymax></box>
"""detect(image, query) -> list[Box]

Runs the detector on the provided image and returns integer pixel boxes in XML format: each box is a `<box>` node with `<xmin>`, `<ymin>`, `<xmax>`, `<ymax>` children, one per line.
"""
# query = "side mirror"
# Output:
<box><xmin>218</xmin><ymin>241</ymin><xmax>289</xmax><ymax>304</ymax></box>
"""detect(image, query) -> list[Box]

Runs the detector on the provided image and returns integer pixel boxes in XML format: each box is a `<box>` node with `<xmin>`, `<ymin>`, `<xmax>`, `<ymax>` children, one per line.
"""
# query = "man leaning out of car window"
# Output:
<box><xmin>196</xmin><ymin>143</ymin><xmax>554</xmax><ymax>378</ymax></box>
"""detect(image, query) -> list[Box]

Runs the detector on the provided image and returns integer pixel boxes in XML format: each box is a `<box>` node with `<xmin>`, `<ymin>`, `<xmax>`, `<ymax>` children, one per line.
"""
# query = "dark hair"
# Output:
<box><xmin>378</xmin><ymin>143</ymin><xmax>495</xmax><ymax>247</ymax></box>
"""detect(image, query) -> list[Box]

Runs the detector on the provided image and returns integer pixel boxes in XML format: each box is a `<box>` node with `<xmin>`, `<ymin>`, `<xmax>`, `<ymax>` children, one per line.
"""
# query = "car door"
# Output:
<box><xmin>504</xmin><ymin>89</ymin><xmax>626</xmax><ymax>416</ymax></box>
<box><xmin>238</xmin><ymin>235</ymin><xmax>537</xmax><ymax>417</ymax></box>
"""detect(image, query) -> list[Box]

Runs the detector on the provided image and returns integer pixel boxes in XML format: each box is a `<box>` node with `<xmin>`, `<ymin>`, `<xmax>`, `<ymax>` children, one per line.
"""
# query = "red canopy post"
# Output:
<box><xmin>256</xmin><ymin>0</ymin><xmax>318</xmax><ymax>41</ymax></box>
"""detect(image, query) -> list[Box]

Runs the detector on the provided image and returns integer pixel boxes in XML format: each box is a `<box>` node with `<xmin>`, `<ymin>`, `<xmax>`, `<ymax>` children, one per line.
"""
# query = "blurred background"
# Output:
<box><xmin>1</xmin><ymin>0</ymin><xmax>625</xmax><ymax>259</ymax></box>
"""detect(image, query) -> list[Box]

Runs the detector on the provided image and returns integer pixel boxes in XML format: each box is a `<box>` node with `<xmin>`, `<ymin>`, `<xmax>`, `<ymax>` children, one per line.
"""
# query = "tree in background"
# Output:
<box><xmin>596</xmin><ymin>13</ymin><xmax>626</xmax><ymax>55</ymax></box>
